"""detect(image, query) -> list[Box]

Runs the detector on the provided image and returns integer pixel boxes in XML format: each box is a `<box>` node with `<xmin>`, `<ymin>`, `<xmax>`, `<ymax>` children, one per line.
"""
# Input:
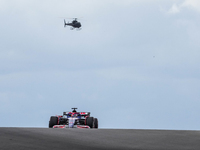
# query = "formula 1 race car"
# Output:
<box><xmin>49</xmin><ymin>108</ymin><xmax>98</xmax><ymax>129</ymax></box>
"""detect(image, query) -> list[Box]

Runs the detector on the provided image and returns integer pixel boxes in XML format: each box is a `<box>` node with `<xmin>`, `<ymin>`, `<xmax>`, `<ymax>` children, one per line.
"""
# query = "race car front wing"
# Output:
<box><xmin>53</xmin><ymin>125</ymin><xmax>90</xmax><ymax>129</ymax></box>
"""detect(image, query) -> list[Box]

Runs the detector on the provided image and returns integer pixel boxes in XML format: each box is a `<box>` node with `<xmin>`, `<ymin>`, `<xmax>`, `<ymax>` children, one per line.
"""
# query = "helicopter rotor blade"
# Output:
<box><xmin>59</xmin><ymin>17</ymin><xmax>82</xmax><ymax>20</ymax></box>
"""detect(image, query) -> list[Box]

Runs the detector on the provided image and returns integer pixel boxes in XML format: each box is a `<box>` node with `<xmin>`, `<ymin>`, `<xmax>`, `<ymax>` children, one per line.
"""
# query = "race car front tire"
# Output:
<box><xmin>94</xmin><ymin>118</ymin><xmax>98</xmax><ymax>128</ymax></box>
<box><xmin>49</xmin><ymin>116</ymin><xmax>58</xmax><ymax>128</ymax></box>
<box><xmin>86</xmin><ymin>117</ymin><xmax>94</xmax><ymax>128</ymax></box>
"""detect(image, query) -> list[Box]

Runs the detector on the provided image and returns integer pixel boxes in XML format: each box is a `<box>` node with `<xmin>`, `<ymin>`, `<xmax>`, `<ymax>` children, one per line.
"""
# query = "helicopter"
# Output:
<box><xmin>64</xmin><ymin>18</ymin><xmax>82</xmax><ymax>30</ymax></box>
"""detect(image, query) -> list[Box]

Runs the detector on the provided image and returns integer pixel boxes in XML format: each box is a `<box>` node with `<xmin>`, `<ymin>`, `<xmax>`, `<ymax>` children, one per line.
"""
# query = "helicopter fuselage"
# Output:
<box><xmin>64</xmin><ymin>19</ymin><xmax>82</xmax><ymax>30</ymax></box>
<box><xmin>66</xmin><ymin>22</ymin><xmax>81</xmax><ymax>28</ymax></box>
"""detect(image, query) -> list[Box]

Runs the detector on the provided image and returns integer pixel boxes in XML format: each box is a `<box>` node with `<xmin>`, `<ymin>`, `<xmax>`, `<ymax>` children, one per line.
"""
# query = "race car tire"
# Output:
<box><xmin>94</xmin><ymin>118</ymin><xmax>98</xmax><ymax>128</ymax></box>
<box><xmin>86</xmin><ymin>117</ymin><xmax>94</xmax><ymax>128</ymax></box>
<box><xmin>49</xmin><ymin>116</ymin><xmax>58</xmax><ymax>128</ymax></box>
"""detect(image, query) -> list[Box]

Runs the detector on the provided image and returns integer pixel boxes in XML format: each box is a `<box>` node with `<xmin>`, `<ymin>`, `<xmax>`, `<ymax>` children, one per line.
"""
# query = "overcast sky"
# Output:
<box><xmin>0</xmin><ymin>0</ymin><xmax>200</xmax><ymax>130</ymax></box>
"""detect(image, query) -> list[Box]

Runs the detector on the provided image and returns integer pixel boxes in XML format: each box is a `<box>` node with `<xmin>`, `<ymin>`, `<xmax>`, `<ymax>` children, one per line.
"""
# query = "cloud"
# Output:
<box><xmin>168</xmin><ymin>0</ymin><xmax>200</xmax><ymax>14</ymax></box>
<box><xmin>168</xmin><ymin>4</ymin><xmax>181</xmax><ymax>14</ymax></box>
<box><xmin>165</xmin><ymin>0</ymin><xmax>200</xmax><ymax>49</ymax></box>
<box><xmin>182</xmin><ymin>0</ymin><xmax>200</xmax><ymax>12</ymax></box>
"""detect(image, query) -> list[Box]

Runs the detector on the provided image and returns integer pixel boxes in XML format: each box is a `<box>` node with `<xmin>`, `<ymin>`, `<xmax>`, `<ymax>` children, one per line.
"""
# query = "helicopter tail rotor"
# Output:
<box><xmin>64</xmin><ymin>19</ymin><xmax>66</xmax><ymax>27</ymax></box>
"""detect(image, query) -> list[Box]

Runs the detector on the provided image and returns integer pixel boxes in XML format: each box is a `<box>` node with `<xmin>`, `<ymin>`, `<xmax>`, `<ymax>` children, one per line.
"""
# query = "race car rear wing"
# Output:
<box><xmin>63</xmin><ymin>112</ymin><xmax>90</xmax><ymax>116</ymax></box>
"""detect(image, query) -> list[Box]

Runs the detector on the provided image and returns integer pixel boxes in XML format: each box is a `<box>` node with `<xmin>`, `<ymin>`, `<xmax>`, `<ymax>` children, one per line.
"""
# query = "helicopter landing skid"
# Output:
<box><xmin>70</xmin><ymin>27</ymin><xmax>81</xmax><ymax>31</ymax></box>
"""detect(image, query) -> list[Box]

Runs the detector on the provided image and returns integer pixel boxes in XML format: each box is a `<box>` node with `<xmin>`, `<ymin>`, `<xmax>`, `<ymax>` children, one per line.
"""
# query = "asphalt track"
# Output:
<box><xmin>0</xmin><ymin>128</ymin><xmax>200</xmax><ymax>150</ymax></box>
